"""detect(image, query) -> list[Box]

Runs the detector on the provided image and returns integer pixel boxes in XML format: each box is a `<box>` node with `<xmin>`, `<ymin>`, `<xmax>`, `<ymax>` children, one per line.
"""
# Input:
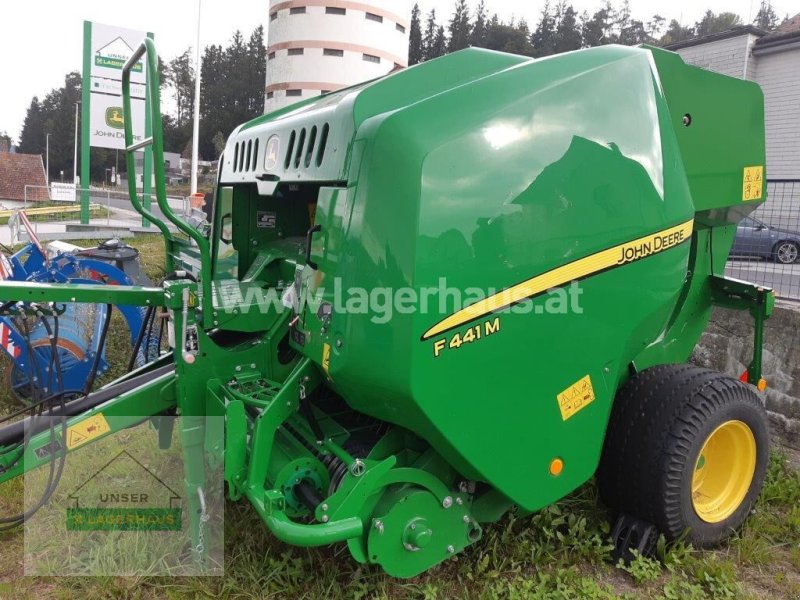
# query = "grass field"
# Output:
<box><xmin>0</xmin><ymin>235</ymin><xmax>798</xmax><ymax>599</ymax></box>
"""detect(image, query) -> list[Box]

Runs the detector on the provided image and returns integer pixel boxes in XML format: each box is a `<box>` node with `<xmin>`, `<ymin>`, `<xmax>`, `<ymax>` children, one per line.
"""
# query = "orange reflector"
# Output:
<box><xmin>549</xmin><ymin>458</ymin><xmax>564</xmax><ymax>477</ymax></box>
<box><xmin>757</xmin><ymin>378</ymin><xmax>768</xmax><ymax>392</ymax></box>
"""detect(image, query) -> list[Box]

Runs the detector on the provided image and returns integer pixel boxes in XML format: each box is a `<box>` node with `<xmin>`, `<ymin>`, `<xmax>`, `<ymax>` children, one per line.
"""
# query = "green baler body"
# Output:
<box><xmin>0</xmin><ymin>43</ymin><xmax>769</xmax><ymax>578</ymax></box>
<box><xmin>221</xmin><ymin>45</ymin><xmax>765</xmax><ymax>511</ymax></box>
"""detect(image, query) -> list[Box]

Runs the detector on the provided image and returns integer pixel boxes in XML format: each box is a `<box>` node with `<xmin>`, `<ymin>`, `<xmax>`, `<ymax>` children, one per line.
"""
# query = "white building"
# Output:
<box><xmin>265</xmin><ymin>0</ymin><xmax>411</xmax><ymax>112</ymax></box>
<box><xmin>666</xmin><ymin>16</ymin><xmax>800</xmax><ymax>180</ymax></box>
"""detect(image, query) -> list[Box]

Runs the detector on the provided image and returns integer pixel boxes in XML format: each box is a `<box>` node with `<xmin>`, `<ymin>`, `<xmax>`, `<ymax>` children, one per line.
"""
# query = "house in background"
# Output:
<box><xmin>665</xmin><ymin>14</ymin><xmax>800</xmax><ymax>181</ymax></box>
<box><xmin>0</xmin><ymin>150</ymin><xmax>49</xmax><ymax>207</ymax></box>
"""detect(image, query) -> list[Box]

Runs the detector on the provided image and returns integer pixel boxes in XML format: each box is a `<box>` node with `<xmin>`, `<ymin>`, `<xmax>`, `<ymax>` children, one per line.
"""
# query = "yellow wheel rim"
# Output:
<box><xmin>691</xmin><ymin>420</ymin><xmax>757</xmax><ymax>523</ymax></box>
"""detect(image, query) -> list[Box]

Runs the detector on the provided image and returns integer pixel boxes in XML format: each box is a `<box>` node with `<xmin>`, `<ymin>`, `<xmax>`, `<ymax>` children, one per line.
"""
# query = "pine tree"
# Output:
<box><xmin>616</xmin><ymin>1</ymin><xmax>649</xmax><ymax>45</ymax></box>
<box><xmin>195</xmin><ymin>27</ymin><xmax>266</xmax><ymax>159</ymax></box>
<box><xmin>247</xmin><ymin>26</ymin><xmax>267</xmax><ymax>116</ymax></box>
<box><xmin>471</xmin><ymin>0</ymin><xmax>488</xmax><ymax>48</ymax></box>
<box><xmin>431</xmin><ymin>25</ymin><xmax>448</xmax><ymax>59</ymax></box>
<box><xmin>212</xmin><ymin>131</ymin><xmax>227</xmax><ymax>157</ymax></box>
<box><xmin>18</xmin><ymin>97</ymin><xmax>44</xmax><ymax>156</ymax></box>
<box><xmin>754</xmin><ymin>1</ymin><xmax>779</xmax><ymax>30</ymax></box>
<box><xmin>659</xmin><ymin>19</ymin><xmax>695</xmax><ymax>45</ymax></box>
<box><xmin>531</xmin><ymin>2</ymin><xmax>558</xmax><ymax>57</ymax></box>
<box><xmin>200</xmin><ymin>44</ymin><xmax>226</xmax><ymax>159</ymax></box>
<box><xmin>479</xmin><ymin>14</ymin><xmax>528</xmax><ymax>56</ymax></box>
<box><xmin>409</xmin><ymin>4</ymin><xmax>424</xmax><ymax>65</ymax></box>
<box><xmin>422</xmin><ymin>9</ymin><xmax>439</xmax><ymax>61</ymax></box>
<box><xmin>448</xmin><ymin>0</ymin><xmax>472</xmax><ymax>53</ymax></box>
<box><xmin>168</xmin><ymin>48</ymin><xmax>195</xmax><ymax>128</ymax></box>
<box><xmin>554</xmin><ymin>2</ymin><xmax>582</xmax><ymax>53</ymax></box>
<box><xmin>694</xmin><ymin>11</ymin><xmax>741</xmax><ymax>37</ymax></box>
<box><xmin>581</xmin><ymin>3</ymin><xmax>613</xmax><ymax>47</ymax></box>
<box><xmin>18</xmin><ymin>72</ymin><xmax>82</xmax><ymax>181</ymax></box>
<box><xmin>646</xmin><ymin>15</ymin><xmax>666</xmax><ymax>42</ymax></box>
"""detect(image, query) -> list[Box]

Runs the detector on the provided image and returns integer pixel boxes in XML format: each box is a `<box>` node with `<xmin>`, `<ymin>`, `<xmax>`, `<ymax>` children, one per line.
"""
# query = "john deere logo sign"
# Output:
<box><xmin>95</xmin><ymin>36</ymin><xmax>142</xmax><ymax>72</ymax></box>
<box><xmin>105</xmin><ymin>107</ymin><xmax>125</xmax><ymax>129</ymax></box>
<box><xmin>265</xmin><ymin>135</ymin><xmax>280</xmax><ymax>171</ymax></box>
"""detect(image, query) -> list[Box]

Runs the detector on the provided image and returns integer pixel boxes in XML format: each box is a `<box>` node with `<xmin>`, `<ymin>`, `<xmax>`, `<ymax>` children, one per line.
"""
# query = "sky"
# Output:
<box><xmin>1</xmin><ymin>0</ymin><xmax>792</xmax><ymax>142</ymax></box>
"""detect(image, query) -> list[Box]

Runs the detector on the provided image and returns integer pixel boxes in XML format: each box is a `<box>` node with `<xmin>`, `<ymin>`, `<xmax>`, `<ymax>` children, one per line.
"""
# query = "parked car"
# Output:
<box><xmin>732</xmin><ymin>216</ymin><xmax>800</xmax><ymax>264</ymax></box>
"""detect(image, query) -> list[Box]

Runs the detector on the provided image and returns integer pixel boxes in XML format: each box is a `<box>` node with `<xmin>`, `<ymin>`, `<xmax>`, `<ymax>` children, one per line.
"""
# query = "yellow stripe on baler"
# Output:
<box><xmin>421</xmin><ymin>219</ymin><xmax>694</xmax><ymax>341</ymax></box>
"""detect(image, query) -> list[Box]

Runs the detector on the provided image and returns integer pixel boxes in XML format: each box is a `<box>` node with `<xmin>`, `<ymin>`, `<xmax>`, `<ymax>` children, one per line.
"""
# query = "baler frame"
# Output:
<box><xmin>0</xmin><ymin>39</ymin><xmax>778</xmax><ymax>577</ymax></box>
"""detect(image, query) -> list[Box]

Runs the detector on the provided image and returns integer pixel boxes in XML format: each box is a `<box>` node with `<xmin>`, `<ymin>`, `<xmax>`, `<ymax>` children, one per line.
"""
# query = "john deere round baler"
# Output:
<box><xmin>0</xmin><ymin>41</ymin><xmax>774</xmax><ymax>577</ymax></box>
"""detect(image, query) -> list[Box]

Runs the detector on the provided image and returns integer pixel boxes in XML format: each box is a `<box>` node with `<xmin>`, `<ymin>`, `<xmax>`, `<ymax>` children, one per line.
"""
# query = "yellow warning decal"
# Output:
<box><xmin>422</xmin><ymin>219</ymin><xmax>694</xmax><ymax>341</ymax></box>
<box><xmin>65</xmin><ymin>414</ymin><xmax>111</xmax><ymax>450</ymax></box>
<box><xmin>743</xmin><ymin>166</ymin><xmax>764</xmax><ymax>201</ymax></box>
<box><xmin>322</xmin><ymin>342</ymin><xmax>331</xmax><ymax>373</ymax></box>
<box><xmin>557</xmin><ymin>375</ymin><xmax>596</xmax><ymax>421</ymax></box>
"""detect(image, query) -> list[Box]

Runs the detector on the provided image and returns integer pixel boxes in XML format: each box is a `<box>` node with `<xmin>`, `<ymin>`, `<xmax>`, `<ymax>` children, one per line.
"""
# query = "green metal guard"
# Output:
<box><xmin>121</xmin><ymin>38</ymin><xmax>214</xmax><ymax>326</ymax></box>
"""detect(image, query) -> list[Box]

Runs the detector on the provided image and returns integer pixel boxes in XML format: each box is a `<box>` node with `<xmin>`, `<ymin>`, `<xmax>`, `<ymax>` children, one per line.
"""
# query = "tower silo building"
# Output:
<box><xmin>265</xmin><ymin>0</ymin><xmax>411</xmax><ymax>112</ymax></box>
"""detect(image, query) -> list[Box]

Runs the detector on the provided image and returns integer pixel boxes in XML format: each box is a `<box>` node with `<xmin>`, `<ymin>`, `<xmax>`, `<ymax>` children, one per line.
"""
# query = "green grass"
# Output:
<box><xmin>2</xmin><ymin>454</ymin><xmax>799</xmax><ymax>599</ymax></box>
<box><xmin>0</xmin><ymin>205</ymin><xmax>110</xmax><ymax>226</ymax></box>
<box><xmin>0</xmin><ymin>236</ymin><xmax>799</xmax><ymax>598</ymax></box>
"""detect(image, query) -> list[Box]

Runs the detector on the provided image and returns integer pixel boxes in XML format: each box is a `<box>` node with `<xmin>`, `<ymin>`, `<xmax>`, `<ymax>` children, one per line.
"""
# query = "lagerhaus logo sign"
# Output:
<box><xmin>95</xmin><ymin>36</ymin><xmax>143</xmax><ymax>72</ymax></box>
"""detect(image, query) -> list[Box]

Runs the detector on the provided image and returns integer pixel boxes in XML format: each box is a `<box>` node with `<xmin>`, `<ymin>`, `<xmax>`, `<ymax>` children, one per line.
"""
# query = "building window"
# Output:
<box><xmin>266</xmin><ymin>91</ymin><xmax>274</xmax><ymax>99</ymax></box>
<box><xmin>365</xmin><ymin>12</ymin><xmax>383</xmax><ymax>23</ymax></box>
<box><xmin>363</xmin><ymin>53</ymin><xmax>380</xmax><ymax>64</ymax></box>
<box><xmin>270</xmin><ymin>11</ymin><xmax>277</xmax><ymax>20</ymax></box>
<box><xmin>289</xmin><ymin>6</ymin><xmax>306</xmax><ymax>14</ymax></box>
<box><xmin>288</xmin><ymin>48</ymin><xmax>304</xmax><ymax>56</ymax></box>
<box><xmin>326</xmin><ymin>7</ymin><xmax>346</xmax><ymax>15</ymax></box>
<box><xmin>396</xmin><ymin>23</ymin><xmax>406</xmax><ymax>33</ymax></box>
<box><xmin>323</xmin><ymin>48</ymin><xmax>344</xmax><ymax>57</ymax></box>
<box><xmin>286</xmin><ymin>89</ymin><xmax>302</xmax><ymax>97</ymax></box>
<box><xmin>268</xmin><ymin>51</ymin><xmax>276</xmax><ymax>60</ymax></box>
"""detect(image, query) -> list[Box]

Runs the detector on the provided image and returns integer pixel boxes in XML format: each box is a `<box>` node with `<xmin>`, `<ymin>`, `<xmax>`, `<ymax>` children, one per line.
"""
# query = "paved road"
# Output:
<box><xmin>0</xmin><ymin>191</ymin><xmax>188</xmax><ymax>246</ymax></box>
<box><xmin>726</xmin><ymin>259</ymin><xmax>800</xmax><ymax>300</ymax></box>
<box><xmin>93</xmin><ymin>191</ymin><xmax>187</xmax><ymax>226</ymax></box>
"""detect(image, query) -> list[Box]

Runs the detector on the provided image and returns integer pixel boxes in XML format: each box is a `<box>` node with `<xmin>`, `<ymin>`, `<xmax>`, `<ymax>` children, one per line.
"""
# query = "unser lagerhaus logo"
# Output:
<box><xmin>95</xmin><ymin>36</ymin><xmax>143</xmax><ymax>72</ymax></box>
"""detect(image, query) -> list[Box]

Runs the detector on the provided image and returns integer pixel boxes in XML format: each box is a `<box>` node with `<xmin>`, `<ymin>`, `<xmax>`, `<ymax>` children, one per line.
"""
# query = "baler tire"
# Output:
<box><xmin>597</xmin><ymin>364</ymin><xmax>769</xmax><ymax>548</ymax></box>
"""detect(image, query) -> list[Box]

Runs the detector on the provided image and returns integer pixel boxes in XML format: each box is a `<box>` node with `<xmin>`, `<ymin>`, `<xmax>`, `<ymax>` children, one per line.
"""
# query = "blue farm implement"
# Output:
<box><xmin>0</xmin><ymin>212</ymin><xmax>158</xmax><ymax>399</ymax></box>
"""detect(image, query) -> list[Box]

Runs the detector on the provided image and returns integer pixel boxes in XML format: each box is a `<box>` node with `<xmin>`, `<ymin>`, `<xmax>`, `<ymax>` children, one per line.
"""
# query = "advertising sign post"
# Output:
<box><xmin>81</xmin><ymin>21</ymin><xmax>153</xmax><ymax>225</ymax></box>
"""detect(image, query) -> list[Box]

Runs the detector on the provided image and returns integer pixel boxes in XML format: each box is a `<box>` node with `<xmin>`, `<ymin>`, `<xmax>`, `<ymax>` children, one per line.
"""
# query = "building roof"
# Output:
<box><xmin>663</xmin><ymin>14</ymin><xmax>800</xmax><ymax>53</ymax></box>
<box><xmin>664</xmin><ymin>25</ymin><xmax>765</xmax><ymax>51</ymax></box>
<box><xmin>755</xmin><ymin>13</ymin><xmax>800</xmax><ymax>50</ymax></box>
<box><xmin>773</xmin><ymin>12</ymin><xmax>800</xmax><ymax>35</ymax></box>
<box><xmin>0</xmin><ymin>153</ymin><xmax>49</xmax><ymax>202</ymax></box>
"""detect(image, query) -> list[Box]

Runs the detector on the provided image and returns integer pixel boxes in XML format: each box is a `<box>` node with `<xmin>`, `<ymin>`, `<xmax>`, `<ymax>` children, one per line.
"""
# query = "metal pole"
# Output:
<box><xmin>80</xmin><ymin>20</ymin><xmax>92</xmax><ymax>224</ymax></box>
<box><xmin>73</xmin><ymin>102</ymin><xmax>80</xmax><ymax>184</ymax></box>
<box><xmin>45</xmin><ymin>133</ymin><xmax>51</xmax><ymax>187</ymax></box>
<box><xmin>190</xmin><ymin>0</ymin><xmax>202</xmax><ymax>196</ymax></box>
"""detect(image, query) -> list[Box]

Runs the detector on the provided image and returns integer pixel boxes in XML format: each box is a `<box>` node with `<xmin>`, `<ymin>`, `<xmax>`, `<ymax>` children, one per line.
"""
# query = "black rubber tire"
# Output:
<box><xmin>597</xmin><ymin>364</ymin><xmax>769</xmax><ymax>547</ymax></box>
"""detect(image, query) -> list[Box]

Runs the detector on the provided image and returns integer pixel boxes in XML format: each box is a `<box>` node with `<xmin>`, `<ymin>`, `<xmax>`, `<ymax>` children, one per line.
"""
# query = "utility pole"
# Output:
<box><xmin>45</xmin><ymin>133</ymin><xmax>51</xmax><ymax>187</ymax></box>
<box><xmin>190</xmin><ymin>0</ymin><xmax>203</xmax><ymax>195</ymax></box>
<box><xmin>73</xmin><ymin>102</ymin><xmax>80</xmax><ymax>185</ymax></box>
